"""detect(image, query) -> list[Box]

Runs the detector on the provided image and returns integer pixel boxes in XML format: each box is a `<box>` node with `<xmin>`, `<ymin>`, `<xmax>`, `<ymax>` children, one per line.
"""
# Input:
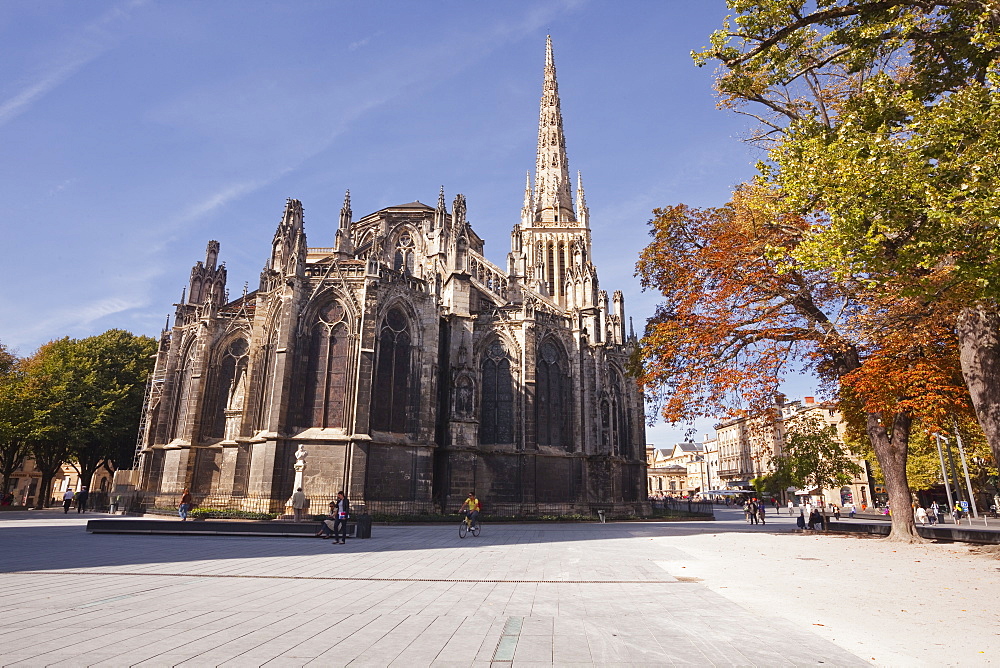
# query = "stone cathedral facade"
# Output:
<box><xmin>135</xmin><ymin>38</ymin><xmax>647</xmax><ymax>514</ymax></box>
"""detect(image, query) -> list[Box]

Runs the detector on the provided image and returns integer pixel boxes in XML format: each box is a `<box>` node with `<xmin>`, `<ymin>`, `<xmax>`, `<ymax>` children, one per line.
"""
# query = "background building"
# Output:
<box><xmin>646</xmin><ymin>442</ymin><xmax>707</xmax><ymax>497</ymax></box>
<box><xmin>686</xmin><ymin>396</ymin><xmax>872</xmax><ymax>506</ymax></box>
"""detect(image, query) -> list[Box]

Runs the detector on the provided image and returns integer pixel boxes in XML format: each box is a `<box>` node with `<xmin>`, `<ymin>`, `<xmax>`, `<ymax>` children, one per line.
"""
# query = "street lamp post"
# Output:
<box><xmin>934</xmin><ymin>434</ymin><xmax>956</xmax><ymax>519</ymax></box>
<box><xmin>952</xmin><ymin>420</ymin><xmax>979</xmax><ymax>519</ymax></box>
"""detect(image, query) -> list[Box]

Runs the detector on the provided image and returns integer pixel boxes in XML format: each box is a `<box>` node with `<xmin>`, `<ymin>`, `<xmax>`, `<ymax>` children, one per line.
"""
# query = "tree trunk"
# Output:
<box><xmin>0</xmin><ymin>441</ymin><xmax>26</xmax><ymax>496</ymax></box>
<box><xmin>957</xmin><ymin>304</ymin><xmax>1000</xmax><ymax>468</ymax></box>
<box><xmin>31</xmin><ymin>441</ymin><xmax>69</xmax><ymax>510</ymax></box>
<box><xmin>78</xmin><ymin>460</ymin><xmax>102</xmax><ymax>494</ymax></box>
<box><xmin>35</xmin><ymin>470</ymin><xmax>57</xmax><ymax>509</ymax></box>
<box><xmin>866</xmin><ymin>411</ymin><xmax>923</xmax><ymax>542</ymax></box>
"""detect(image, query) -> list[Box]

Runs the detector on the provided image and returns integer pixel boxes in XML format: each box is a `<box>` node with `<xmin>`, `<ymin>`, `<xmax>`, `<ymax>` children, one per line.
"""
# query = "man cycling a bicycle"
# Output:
<box><xmin>460</xmin><ymin>491</ymin><xmax>480</xmax><ymax>529</ymax></box>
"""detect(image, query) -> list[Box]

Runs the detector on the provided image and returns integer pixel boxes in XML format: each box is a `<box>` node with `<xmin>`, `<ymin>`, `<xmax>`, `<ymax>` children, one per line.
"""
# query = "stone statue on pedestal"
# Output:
<box><xmin>293</xmin><ymin>444</ymin><xmax>307</xmax><ymax>492</ymax></box>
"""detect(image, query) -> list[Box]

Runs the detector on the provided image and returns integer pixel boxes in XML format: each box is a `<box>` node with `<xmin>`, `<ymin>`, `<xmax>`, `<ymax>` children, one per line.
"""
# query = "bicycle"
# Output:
<box><xmin>459</xmin><ymin>510</ymin><xmax>481</xmax><ymax>538</ymax></box>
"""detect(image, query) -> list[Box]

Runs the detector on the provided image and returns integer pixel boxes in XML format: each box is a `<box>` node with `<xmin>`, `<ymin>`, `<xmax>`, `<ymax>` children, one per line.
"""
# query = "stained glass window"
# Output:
<box><xmin>303</xmin><ymin>302</ymin><xmax>349</xmax><ymax>428</ymax></box>
<box><xmin>535</xmin><ymin>340</ymin><xmax>568</xmax><ymax>448</ymax></box>
<box><xmin>480</xmin><ymin>341</ymin><xmax>513</xmax><ymax>444</ymax></box>
<box><xmin>372</xmin><ymin>308</ymin><xmax>411</xmax><ymax>433</ymax></box>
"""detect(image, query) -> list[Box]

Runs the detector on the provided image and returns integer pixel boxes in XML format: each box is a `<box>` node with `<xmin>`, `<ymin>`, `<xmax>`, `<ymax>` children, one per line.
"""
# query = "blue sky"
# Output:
<box><xmin>0</xmin><ymin>0</ymin><xmax>820</xmax><ymax>444</ymax></box>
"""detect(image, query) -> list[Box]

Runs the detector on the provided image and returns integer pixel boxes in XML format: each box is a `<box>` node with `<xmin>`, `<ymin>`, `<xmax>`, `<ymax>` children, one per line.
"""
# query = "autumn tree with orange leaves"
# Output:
<box><xmin>633</xmin><ymin>185</ymin><xmax>975</xmax><ymax>541</ymax></box>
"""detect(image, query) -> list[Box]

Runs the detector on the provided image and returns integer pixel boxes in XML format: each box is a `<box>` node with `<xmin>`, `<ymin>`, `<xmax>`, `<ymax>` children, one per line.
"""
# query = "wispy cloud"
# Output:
<box><xmin>157</xmin><ymin>1</ymin><xmax>588</xmax><ymax>231</ymax></box>
<box><xmin>173</xmin><ymin>176</ymin><xmax>285</xmax><ymax>227</ymax></box>
<box><xmin>47</xmin><ymin>177</ymin><xmax>78</xmax><ymax>196</ymax></box>
<box><xmin>0</xmin><ymin>0</ymin><xmax>146</xmax><ymax>128</ymax></box>
<box><xmin>5</xmin><ymin>295</ymin><xmax>149</xmax><ymax>353</ymax></box>
<box><xmin>348</xmin><ymin>33</ymin><xmax>379</xmax><ymax>51</ymax></box>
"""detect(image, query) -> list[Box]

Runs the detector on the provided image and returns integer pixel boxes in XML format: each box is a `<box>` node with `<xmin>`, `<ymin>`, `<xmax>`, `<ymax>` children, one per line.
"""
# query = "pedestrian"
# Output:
<box><xmin>928</xmin><ymin>503</ymin><xmax>938</xmax><ymax>525</ymax></box>
<box><xmin>62</xmin><ymin>488</ymin><xmax>75</xmax><ymax>514</ymax></box>
<box><xmin>787</xmin><ymin>500</ymin><xmax>795</xmax><ymax>516</ymax></box>
<box><xmin>178</xmin><ymin>489</ymin><xmax>193</xmax><ymax>521</ymax></box>
<box><xmin>796</xmin><ymin>510</ymin><xmax>806</xmax><ymax>531</ymax></box>
<box><xmin>315</xmin><ymin>504</ymin><xmax>336</xmax><ymax>538</ymax></box>
<box><xmin>757</xmin><ymin>501</ymin><xmax>766</xmax><ymax>525</ymax></box>
<box><xmin>332</xmin><ymin>491</ymin><xmax>350</xmax><ymax>544</ymax></box>
<box><xmin>808</xmin><ymin>508</ymin><xmax>822</xmax><ymax>530</ymax></box>
<box><xmin>849</xmin><ymin>503</ymin><xmax>856</xmax><ymax>519</ymax></box>
<box><xmin>915</xmin><ymin>506</ymin><xmax>928</xmax><ymax>525</ymax></box>
<box><xmin>833</xmin><ymin>504</ymin><xmax>841</xmax><ymax>520</ymax></box>
<box><xmin>954</xmin><ymin>502</ymin><xmax>963</xmax><ymax>522</ymax></box>
<box><xmin>289</xmin><ymin>487</ymin><xmax>308</xmax><ymax>522</ymax></box>
<box><xmin>75</xmin><ymin>487</ymin><xmax>89</xmax><ymax>514</ymax></box>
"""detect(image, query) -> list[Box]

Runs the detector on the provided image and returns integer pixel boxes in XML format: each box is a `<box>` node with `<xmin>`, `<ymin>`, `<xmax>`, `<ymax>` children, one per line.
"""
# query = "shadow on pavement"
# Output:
<box><xmin>0</xmin><ymin>507</ymin><xmax>797</xmax><ymax>574</ymax></box>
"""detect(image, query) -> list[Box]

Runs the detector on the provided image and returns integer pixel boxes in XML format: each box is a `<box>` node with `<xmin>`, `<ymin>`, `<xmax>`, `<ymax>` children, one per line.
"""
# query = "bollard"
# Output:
<box><xmin>355</xmin><ymin>513</ymin><xmax>373</xmax><ymax>538</ymax></box>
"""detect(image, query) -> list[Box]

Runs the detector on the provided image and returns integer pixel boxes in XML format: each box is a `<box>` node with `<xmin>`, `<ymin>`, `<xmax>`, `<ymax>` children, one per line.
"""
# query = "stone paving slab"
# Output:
<box><xmin>0</xmin><ymin>514</ymin><xmax>866</xmax><ymax>666</ymax></box>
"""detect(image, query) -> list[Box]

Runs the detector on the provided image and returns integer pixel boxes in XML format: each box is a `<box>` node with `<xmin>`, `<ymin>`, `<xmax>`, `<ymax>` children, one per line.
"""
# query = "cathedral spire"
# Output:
<box><xmin>533</xmin><ymin>35</ymin><xmax>575</xmax><ymax>224</ymax></box>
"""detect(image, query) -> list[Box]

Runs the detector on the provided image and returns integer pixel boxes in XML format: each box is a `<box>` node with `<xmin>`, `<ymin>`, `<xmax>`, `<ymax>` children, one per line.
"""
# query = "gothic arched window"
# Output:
<box><xmin>252</xmin><ymin>326</ymin><xmax>278</xmax><ymax>432</ymax></box>
<box><xmin>600</xmin><ymin>398</ymin><xmax>611</xmax><ymax>451</ymax></box>
<box><xmin>203</xmin><ymin>338</ymin><xmax>249</xmax><ymax>439</ymax></box>
<box><xmin>610</xmin><ymin>372</ymin><xmax>631</xmax><ymax>458</ymax></box>
<box><xmin>480</xmin><ymin>341</ymin><xmax>514</xmax><ymax>444</ymax></box>
<box><xmin>535</xmin><ymin>340</ymin><xmax>569</xmax><ymax>448</ymax></box>
<box><xmin>393</xmin><ymin>232</ymin><xmax>415</xmax><ymax>274</ymax></box>
<box><xmin>372</xmin><ymin>307</ymin><xmax>412</xmax><ymax>433</ymax></box>
<box><xmin>171</xmin><ymin>342</ymin><xmax>198</xmax><ymax>441</ymax></box>
<box><xmin>303</xmin><ymin>301</ymin><xmax>350</xmax><ymax>428</ymax></box>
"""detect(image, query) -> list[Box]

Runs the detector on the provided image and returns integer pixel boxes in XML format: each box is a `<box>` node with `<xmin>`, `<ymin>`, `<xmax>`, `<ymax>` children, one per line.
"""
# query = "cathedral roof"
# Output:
<box><xmin>387</xmin><ymin>201</ymin><xmax>434</xmax><ymax>210</ymax></box>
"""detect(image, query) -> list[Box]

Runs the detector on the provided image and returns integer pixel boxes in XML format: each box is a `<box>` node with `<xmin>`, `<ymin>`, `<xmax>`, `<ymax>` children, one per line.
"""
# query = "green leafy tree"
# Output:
<box><xmin>778</xmin><ymin>414</ymin><xmax>863</xmax><ymax>518</ymax></box>
<box><xmin>22</xmin><ymin>331</ymin><xmax>155</xmax><ymax>506</ymax></box>
<box><xmin>0</xmin><ymin>342</ymin><xmax>31</xmax><ymax>496</ymax></box>
<box><xmin>855</xmin><ymin>417</ymin><xmax>998</xmax><ymax>501</ymax></box>
<box><xmin>751</xmin><ymin>469</ymin><xmax>792</xmax><ymax>499</ymax></box>
<box><xmin>66</xmin><ymin>330</ymin><xmax>156</xmax><ymax>487</ymax></box>
<box><xmin>22</xmin><ymin>339</ymin><xmax>76</xmax><ymax>507</ymax></box>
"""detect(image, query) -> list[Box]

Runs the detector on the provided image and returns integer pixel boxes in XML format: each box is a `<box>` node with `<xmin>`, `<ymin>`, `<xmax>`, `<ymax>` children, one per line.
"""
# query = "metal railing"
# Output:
<box><xmin>649</xmin><ymin>496</ymin><xmax>715</xmax><ymax>517</ymax></box>
<box><xmin>103</xmin><ymin>493</ymin><xmax>656</xmax><ymax>520</ymax></box>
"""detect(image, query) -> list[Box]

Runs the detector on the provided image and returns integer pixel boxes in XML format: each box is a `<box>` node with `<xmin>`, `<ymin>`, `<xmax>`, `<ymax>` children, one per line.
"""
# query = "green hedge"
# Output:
<box><xmin>188</xmin><ymin>508</ymin><xmax>278</xmax><ymax>521</ymax></box>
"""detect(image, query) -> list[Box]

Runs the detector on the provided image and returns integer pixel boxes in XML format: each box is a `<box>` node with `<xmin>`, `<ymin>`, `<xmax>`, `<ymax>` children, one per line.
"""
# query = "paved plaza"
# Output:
<box><xmin>1</xmin><ymin>508</ymin><xmax>995</xmax><ymax>666</ymax></box>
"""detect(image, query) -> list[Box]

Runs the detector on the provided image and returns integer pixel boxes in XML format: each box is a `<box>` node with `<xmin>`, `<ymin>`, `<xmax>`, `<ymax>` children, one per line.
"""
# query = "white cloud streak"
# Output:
<box><xmin>160</xmin><ymin>0</ymin><xmax>587</xmax><ymax>231</ymax></box>
<box><xmin>0</xmin><ymin>0</ymin><xmax>147</xmax><ymax>128</ymax></box>
<box><xmin>4</xmin><ymin>295</ymin><xmax>149</xmax><ymax>354</ymax></box>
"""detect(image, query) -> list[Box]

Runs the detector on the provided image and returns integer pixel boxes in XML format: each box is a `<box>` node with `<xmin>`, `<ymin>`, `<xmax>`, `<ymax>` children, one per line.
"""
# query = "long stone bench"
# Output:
<box><xmin>828</xmin><ymin>520</ymin><xmax>1000</xmax><ymax>544</ymax></box>
<box><xmin>86</xmin><ymin>518</ymin><xmax>358</xmax><ymax>537</ymax></box>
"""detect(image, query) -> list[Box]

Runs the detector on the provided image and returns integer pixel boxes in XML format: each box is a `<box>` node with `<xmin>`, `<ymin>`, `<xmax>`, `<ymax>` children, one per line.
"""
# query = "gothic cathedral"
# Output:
<box><xmin>136</xmin><ymin>38</ymin><xmax>648</xmax><ymax>514</ymax></box>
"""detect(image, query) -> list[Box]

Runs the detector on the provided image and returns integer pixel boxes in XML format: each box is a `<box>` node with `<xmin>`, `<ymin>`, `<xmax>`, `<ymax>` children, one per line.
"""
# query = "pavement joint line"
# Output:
<box><xmin>6</xmin><ymin>571</ymin><xmax>684</xmax><ymax>584</ymax></box>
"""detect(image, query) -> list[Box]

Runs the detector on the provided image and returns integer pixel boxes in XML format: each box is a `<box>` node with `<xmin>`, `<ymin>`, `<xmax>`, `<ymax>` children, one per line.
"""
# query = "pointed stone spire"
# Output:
<box><xmin>434</xmin><ymin>185</ymin><xmax>447</xmax><ymax>230</ymax></box>
<box><xmin>533</xmin><ymin>36</ymin><xmax>575</xmax><ymax>224</ymax></box>
<box><xmin>339</xmin><ymin>190</ymin><xmax>352</xmax><ymax>229</ymax></box>
<box><xmin>520</xmin><ymin>171</ymin><xmax>534</xmax><ymax>226</ymax></box>
<box><xmin>575</xmin><ymin>171</ymin><xmax>590</xmax><ymax>228</ymax></box>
